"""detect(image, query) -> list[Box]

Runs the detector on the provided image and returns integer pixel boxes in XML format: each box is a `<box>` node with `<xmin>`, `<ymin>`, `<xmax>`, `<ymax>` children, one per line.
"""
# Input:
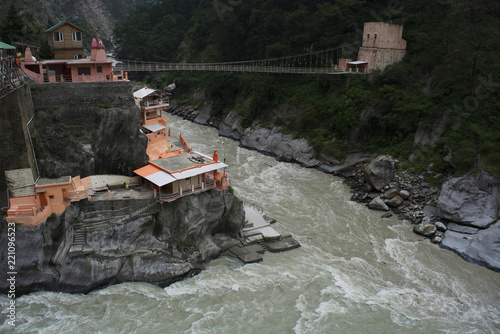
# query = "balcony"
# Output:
<box><xmin>141</xmin><ymin>99</ymin><xmax>169</xmax><ymax>111</ymax></box>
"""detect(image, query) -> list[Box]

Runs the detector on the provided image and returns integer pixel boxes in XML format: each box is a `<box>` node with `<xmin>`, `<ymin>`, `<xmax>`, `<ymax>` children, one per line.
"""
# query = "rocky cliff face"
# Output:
<box><xmin>436</xmin><ymin>168</ymin><xmax>500</xmax><ymax>271</ymax></box>
<box><xmin>29</xmin><ymin>82</ymin><xmax>148</xmax><ymax>178</ymax></box>
<box><xmin>0</xmin><ymin>189</ymin><xmax>244</xmax><ymax>296</ymax></box>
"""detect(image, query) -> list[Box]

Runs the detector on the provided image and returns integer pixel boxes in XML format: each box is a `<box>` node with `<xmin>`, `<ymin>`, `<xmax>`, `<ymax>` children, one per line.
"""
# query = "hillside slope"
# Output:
<box><xmin>114</xmin><ymin>0</ymin><xmax>500</xmax><ymax>179</ymax></box>
<box><xmin>0</xmin><ymin>0</ymin><xmax>142</xmax><ymax>51</ymax></box>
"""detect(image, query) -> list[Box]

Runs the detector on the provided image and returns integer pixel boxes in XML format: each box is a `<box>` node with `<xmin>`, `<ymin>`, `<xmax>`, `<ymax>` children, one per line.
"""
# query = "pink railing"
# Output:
<box><xmin>7</xmin><ymin>205</ymin><xmax>45</xmax><ymax>217</ymax></box>
<box><xmin>160</xmin><ymin>182</ymin><xmax>216</xmax><ymax>202</ymax></box>
<box><xmin>63</xmin><ymin>189</ymin><xmax>88</xmax><ymax>202</ymax></box>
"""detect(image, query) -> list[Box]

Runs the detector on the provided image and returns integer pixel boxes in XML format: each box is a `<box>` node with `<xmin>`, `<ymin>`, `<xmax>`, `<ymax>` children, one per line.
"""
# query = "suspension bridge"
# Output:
<box><xmin>113</xmin><ymin>44</ymin><xmax>366</xmax><ymax>76</ymax></box>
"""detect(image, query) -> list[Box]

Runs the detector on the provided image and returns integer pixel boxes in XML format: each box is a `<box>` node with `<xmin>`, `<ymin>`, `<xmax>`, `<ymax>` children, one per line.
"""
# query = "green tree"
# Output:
<box><xmin>0</xmin><ymin>2</ymin><xmax>24</xmax><ymax>43</ymax></box>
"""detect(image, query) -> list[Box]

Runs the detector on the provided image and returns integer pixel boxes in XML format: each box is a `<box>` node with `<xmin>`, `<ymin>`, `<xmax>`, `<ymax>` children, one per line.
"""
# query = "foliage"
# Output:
<box><xmin>115</xmin><ymin>0</ymin><xmax>500</xmax><ymax>177</ymax></box>
<box><xmin>0</xmin><ymin>2</ymin><xmax>24</xmax><ymax>43</ymax></box>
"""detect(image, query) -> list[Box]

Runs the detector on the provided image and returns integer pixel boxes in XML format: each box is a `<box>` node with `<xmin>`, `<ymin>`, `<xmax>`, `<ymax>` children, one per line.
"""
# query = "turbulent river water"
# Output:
<box><xmin>2</xmin><ymin>114</ymin><xmax>500</xmax><ymax>333</ymax></box>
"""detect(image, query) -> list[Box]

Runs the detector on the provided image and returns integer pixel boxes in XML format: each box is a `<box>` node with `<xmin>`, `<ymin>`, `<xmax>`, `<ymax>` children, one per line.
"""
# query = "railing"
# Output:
<box><xmin>63</xmin><ymin>189</ymin><xmax>88</xmax><ymax>202</ymax></box>
<box><xmin>179</xmin><ymin>134</ymin><xmax>192</xmax><ymax>152</ymax></box>
<box><xmin>7</xmin><ymin>205</ymin><xmax>45</xmax><ymax>217</ymax></box>
<box><xmin>143</xmin><ymin>99</ymin><xmax>169</xmax><ymax>107</ymax></box>
<box><xmin>160</xmin><ymin>181</ymin><xmax>215</xmax><ymax>202</ymax></box>
<box><xmin>114</xmin><ymin>61</ymin><xmax>354</xmax><ymax>76</ymax></box>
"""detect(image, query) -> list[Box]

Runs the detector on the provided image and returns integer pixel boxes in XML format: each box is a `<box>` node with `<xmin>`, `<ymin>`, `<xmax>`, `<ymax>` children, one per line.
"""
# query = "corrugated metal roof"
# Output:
<box><xmin>143</xmin><ymin>123</ymin><xmax>166</xmax><ymax>132</ymax></box>
<box><xmin>135</xmin><ymin>160</ymin><xmax>227</xmax><ymax>186</ymax></box>
<box><xmin>145</xmin><ymin>171</ymin><xmax>177</xmax><ymax>187</ymax></box>
<box><xmin>172</xmin><ymin>162</ymin><xmax>227</xmax><ymax>179</ymax></box>
<box><xmin>133</xmin><ymin>87</ymin><xmax>157</xmax><ymax>99</ymax></box>
<box><xmin>0</xmin><ymin>42</ymin><xmax>16</xmax><ymax>50</ymax></box>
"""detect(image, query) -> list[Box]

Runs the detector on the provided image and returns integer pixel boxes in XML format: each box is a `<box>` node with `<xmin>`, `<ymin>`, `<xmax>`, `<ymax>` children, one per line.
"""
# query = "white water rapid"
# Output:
<box><xmin>1</xmin><ymin>114</ymin><xmax>499</xmax><ymax>333</ymax></box>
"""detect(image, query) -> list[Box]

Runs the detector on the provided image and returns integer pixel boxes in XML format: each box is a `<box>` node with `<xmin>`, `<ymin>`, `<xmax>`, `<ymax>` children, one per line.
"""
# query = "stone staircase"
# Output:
<box><xmin>69</xmin><ymin>200</ymin><xmax>159</xmax><ymax>256</ymax></box>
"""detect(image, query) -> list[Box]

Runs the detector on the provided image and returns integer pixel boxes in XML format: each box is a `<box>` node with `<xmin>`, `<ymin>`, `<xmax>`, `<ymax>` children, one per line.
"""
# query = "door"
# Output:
<box><xmin>39</xmin><ymin>191</ymin><xmax>48</xmax><ymax>206</ymax></box>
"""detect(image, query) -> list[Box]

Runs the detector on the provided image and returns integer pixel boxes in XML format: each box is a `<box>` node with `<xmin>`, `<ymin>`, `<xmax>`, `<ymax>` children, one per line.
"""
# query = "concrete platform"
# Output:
<box><xmin>224</xmin><ymin>204</ymin><xmax>300</xmax><ymax>264</ymax></box>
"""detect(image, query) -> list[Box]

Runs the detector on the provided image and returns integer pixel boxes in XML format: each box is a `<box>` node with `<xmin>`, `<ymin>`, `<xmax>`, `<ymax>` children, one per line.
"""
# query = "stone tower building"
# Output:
<box><xmin>357</xmin><ymin>22</ymin><xmax>407</xmax><ymax>72</ymax></box>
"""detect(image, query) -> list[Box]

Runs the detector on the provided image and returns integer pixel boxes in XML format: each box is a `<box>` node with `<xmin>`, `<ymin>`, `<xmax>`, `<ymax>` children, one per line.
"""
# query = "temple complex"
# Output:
<box><xmin>19</xmin><ymin>38</ymin><xmax>124</xmax><ymax>83</ymax></box>
<box><xmin>133</xmin><ymin>86</ymin><xmax>230</xmax><ymax>202</ymax></box>
<box><xmin>5</xmin><ymin>84</ymin><xmax>229</xmax><ymax>226</ymax></box>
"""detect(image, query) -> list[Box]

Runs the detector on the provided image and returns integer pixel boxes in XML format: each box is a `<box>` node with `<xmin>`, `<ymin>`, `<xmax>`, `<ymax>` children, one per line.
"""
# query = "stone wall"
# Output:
<box><xmin>0</xmin><ymin>86</ymin><xmax>37</xmax><ymax>207</ymax></box>
<box><xmin>29</xmin><ymin>81</ymin><xmax>148</xmax><ymax>179</ymax></box>
<box><xmin>358</xmin><ymin>22</ymin><xmax>407</xmax><ymax>72</ymax></box>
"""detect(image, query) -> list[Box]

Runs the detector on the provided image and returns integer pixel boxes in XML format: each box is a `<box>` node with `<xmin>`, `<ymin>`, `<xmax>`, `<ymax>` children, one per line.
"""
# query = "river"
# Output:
<box><xmin>1</xmin><ymin>114</ymin><xmax>500</xmax><ymax>333</ymax></box>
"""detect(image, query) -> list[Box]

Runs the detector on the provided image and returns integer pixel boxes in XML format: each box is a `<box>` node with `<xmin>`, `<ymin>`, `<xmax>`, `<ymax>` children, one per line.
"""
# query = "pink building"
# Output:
<box><xmin>6</xmin><ymin>175</ymin><xmax>88</xmax><ymax>226</ymax></box>
<box><xmin>19</xmin><ymin>38</ymin><xmax>123</xmax><ymax>83</ymax></box>
<box><xmin>133</xmin><ymin>87</ymin><xmax>173</xmax><ymax>161</ymax></box>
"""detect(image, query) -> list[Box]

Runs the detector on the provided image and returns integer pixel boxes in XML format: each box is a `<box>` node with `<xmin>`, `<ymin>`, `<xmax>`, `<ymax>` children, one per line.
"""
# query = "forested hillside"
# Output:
<box><xmin>0</xmin><ymin>0</ymin><xmax>142</xmax><ymax>52</ymax></box>
<box><xmin>114</xmin><ymin>0</ymin><xmax>500</xmax><ymax>180</ymax></box>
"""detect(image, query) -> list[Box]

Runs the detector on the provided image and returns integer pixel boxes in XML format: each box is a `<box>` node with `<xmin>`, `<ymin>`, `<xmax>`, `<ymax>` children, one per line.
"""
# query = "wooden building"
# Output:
<box><xmin>45</xmin><ymin>21</ymin><xmax>85</xmax><ymax>60</ymax></box>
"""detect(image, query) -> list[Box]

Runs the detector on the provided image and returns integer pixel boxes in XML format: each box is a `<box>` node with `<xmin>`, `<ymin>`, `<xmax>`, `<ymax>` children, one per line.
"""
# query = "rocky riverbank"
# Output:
<box><xmin>168</xmin><ymin>102</ymin><xmax>500</xmax><ymax>272</ymax></box>
<box><xmin>0</xmin><ymin>189</ymin><xmax>300</xmax><ymax>296</ymax></box>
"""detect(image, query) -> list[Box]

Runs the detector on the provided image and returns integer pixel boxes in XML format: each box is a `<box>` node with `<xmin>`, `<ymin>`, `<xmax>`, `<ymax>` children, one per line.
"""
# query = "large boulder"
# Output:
<box><xmin>413</xmin><ymin>223</ymin><xmax>437</xmax><ymax>237</ymax></box>
<box><xmin>368</xmin><ymin>196</ymin><xmax>389</xmax><ymax>211</ymax></box>
<box><xmin>436</xmin><ymin>172</ymin><xmax>500</xmax><ymax>228</ymax></box>
<box><xmin>363</xmin><ymin>155</ymin><xmax>395</xmax><ymax>191</ymax></box>
<box><xmin>387</xmin><ymin>195</ymin><xmax>404</xmax><ymax>207</ymax></box>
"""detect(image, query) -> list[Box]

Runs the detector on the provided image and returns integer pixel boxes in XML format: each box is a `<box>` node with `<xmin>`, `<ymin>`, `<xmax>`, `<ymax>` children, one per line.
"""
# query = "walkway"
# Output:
<box><xmin>113</xmin><ymin>44</ymin><xmax>366</xmax><ymax>76</ymax></box>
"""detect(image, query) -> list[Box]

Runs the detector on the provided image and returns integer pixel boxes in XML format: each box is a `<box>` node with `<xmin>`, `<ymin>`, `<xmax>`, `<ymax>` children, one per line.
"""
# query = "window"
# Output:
<box><xmin>72</xmin><ymin>31</ymin><xmax>82</xmax><ymax>42</ymax></box>
<box><xmin>374</xmin><ymin>34</ymin><xmax>377</xmax><ymax>39</ymax></box>
<box><xmin>74</xmin><ymin>54</ymin><xmax>83</xmax><ymax>59</ymax></box>
<box><xmin>97</xmin><ymin>66</ymin><xmax>102</xmax><ymax>73</ymax></box>
<box><xmin>367</xmin><ymin>34</ymin><xmax>370</xmax><ymax>39</ymax></box>
<box><xmin>77</xmin><ymin>67</ymin><xmax>91</xmax><ymax>75</ymax></box>
<box><xmin>54</xmin><ymin>32</ymin><xmax>63</xmax><ymax>42</ymax></box>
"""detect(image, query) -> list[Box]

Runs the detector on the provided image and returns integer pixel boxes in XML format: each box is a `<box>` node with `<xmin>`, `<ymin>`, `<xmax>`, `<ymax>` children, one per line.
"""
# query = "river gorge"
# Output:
<box><xmin>1</xmin><ymin>114</ymin><xmax>499</xmax><ymax>333</ymax></box>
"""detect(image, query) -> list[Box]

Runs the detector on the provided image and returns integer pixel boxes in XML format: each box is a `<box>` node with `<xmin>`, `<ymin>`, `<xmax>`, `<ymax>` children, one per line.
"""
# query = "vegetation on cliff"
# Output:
<box><xmin>0</xmin><ymin>0</ymin><xmax>141</xmax><ymax>52</ymax></box>
<box><xmin>2</xmin><ymin>0</ymin><xmax>499</xmax><ymax>179</ymax></box>
<box><xmin>114</xmin><ymin>0</ymin><xmax>500</xmax><ymax>179</ymax></box>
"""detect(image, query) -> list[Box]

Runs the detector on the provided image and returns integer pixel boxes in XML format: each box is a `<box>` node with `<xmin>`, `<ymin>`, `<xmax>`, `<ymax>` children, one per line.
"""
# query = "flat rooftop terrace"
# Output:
<box><xmin>38</xmin><ymin>176</ymin><xmax>71</xmax><ymax>186</ymax></box>
<box><xmin>152</xmin><ymin>151</ymin><xmax>212</xmax><ymax>173</ymax></box>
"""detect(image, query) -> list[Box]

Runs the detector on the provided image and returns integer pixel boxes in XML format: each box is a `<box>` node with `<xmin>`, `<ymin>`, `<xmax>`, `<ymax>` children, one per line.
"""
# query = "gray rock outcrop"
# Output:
<box><xmin>240</xmin><ymin>126</ymin><xmax>320</xmax><ymax>167</ymax></box>
<box><xmin>436</xmin><ymin>168</ymin><xmax>500</xmax><ymax>272</ymax></box>
<box><xmin>29</xmin><ymin>82</ymin><xmax>148</xmax><ymax>178</ymax></box>
<box><xmin>219</xmin><ymin>110</ymin><xmax>245</xmax><ymax>140</ymax></box>
<box><xmin>441</xmin><ymin>222</ymin><xmax>500</xmax><ymax>272</ymax></box>
<box><xmin>436</xmin><ymin>173</ymin><xmax>499</xmax><ymax>228</ymax></box>
<box><xmin>193</xmin><ymin>101</ymin><xmax>213</xmax><ymax>125</ymax></box>
<box><xmin>363</xmin><ymin>155</ymin><xmax>395</xmax><ymax>191</ymax></box>
<box><xmin>413</xmin><ymin>116</ymin><xmax>447</xmax><ymax>147</ymax></box>
<box><xmin>0</xmin><ymin>189</ymin><xmax>244</xmax><ymax>296</ymax></box>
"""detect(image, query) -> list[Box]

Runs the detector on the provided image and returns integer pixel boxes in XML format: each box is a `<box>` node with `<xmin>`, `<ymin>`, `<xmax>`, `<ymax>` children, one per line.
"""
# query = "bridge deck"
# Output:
<box><xmin>114</xmin><ymin>62</ymin><xmax>364</xmax><ymax>75</ymax></box>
